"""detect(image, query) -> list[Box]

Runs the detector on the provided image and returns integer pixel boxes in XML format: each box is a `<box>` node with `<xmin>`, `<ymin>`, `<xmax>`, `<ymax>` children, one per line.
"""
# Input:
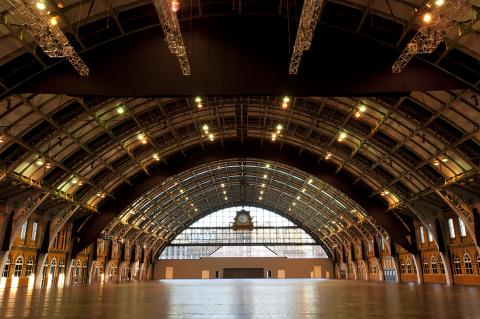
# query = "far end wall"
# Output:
<box><xmin>154</xmin><ymin>257</ymin><xmax>334</xmax><ymax>279</ymax></box>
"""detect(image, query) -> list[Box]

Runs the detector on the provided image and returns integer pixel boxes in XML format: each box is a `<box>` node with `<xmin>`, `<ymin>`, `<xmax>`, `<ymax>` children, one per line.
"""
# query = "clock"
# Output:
<box><xmin>232</xmin><ymin>209</ymin><xmax>253</xmax><ymax>230</ymax></box>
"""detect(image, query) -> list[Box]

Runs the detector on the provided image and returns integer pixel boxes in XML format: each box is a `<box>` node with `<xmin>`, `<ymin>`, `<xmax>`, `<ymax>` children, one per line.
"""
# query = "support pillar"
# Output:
<box><xmin>412</xmin><ymin>254</ymin><xmax>424</xmax><ymax>283</ymax></box>
<box><xmin>440</xmin><ymin>252</ymin><xmax>454</xmax><ymax>285</ymax></box>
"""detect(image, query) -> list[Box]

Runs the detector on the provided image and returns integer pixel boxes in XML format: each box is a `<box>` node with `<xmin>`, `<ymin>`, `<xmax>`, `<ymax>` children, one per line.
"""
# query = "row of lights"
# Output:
<box><xmin>433</xmin><ymin>154</ymin><xmax>449</xmax><ymax>166</ymax></box>
<box><xmin>271</xmin><ymin>124</ymin><xmax>283</xmax><ymax>141</ymax></box>
<box><xmin>138</xmin><ymin>133</ymin><xmax>148</xmax><ymax>144</ymax></box>
<box><xmin>34</xmin><ymin>1</ymin><xmax>62</xmax><ymax>26</ymax></box>
<box><xmin>422</xmin><ymin>0</ymin><xmax>446</xmax><ymax>23</ymax></box>
<box><xmin>220</xmin><ymin>183</ymin><xmax>228</xmax><ymax>200</ymax></box>
<box><xmin>202</xmin><ymin>124</ymin><xmax>215</xmax><ymax>141</ymax></box>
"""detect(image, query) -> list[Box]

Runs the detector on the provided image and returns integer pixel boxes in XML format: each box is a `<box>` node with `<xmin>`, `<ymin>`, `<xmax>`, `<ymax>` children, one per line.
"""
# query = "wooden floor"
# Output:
<box><xmin>1</xmin><ymin>279</ymin><xmax>480</xmax><ymax>318</ymax></box>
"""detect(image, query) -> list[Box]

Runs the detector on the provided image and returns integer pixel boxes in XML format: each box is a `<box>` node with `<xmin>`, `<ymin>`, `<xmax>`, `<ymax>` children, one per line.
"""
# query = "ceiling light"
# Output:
<box><xmin>261</xmin><ymin>183</ymin><xmax>265</xmax><ymax>187</ymax></box>
<box><xmin>325</xmin><ymin>153</ymin><xmax>332</xmax><ymax>160</ymax></box>
<box><xmin>355</xmin><ymin>111</ymin><xmax>361</xmax><ymax>118</ymax></box>
<box><xmin>224</xmin><ymin>196</ymin><xmax>228</xmax><ymax>200</ymax></box>
<box><xmin>263</xmin><ymin>174</ymin><xmax>268</xmax><ymax>179</ymax></box>
<box><xmin>57</xmin><ymin>2</ymin><xmax>63</xmax><ymax>8</ymax></box>
<box><xmin>78</xmin><ymin>180</ymin><xmax>83</xmax><ymax>186</ymax></box>
<box><xmin>50</xmin><ymin>16</ymin><xmax>58</xmax><ymax>26</ymax></box>
<box><xmin>292</xmin><ymin>202</ymin><xmax>296</xmax><ymax>206</ymax></box>
<box><xmin>197</xmin><ymin>103</ymin><xmax>203</xmax><ymax>109</ymax></box>
<box><xmin>195</xmin><ymin>97</ymin><xmax>202</xmax><ymax>103</ymax></box>
<box><xmin>116</xmin><ymin>105</ymin><xmax>125</xmax><ymax>114</ymax></box>
<box><xmin>423</xmin><ymin>13</ymin><xmax>432</xmax><ymax>23</ymax></box>
<box><xmin>283</xmin><ymin>96</ymin><xmax>290</xmax><ymax>103</ymax></box>
<box><xmin>276</xmin><ymin>124</ymin><xmax>283</xmax><ymax>131</ymax></box>
<box><xmin>271</xmin><ymin>133</ymin><xmax>277</xmax><ymax>141</ymax></box>
<box><xmin>358</xmin><ymin>104</ymin><xmax>367</xmax><ymax>112</ymax></box>
<box><xmin>202</xmin><ymin>124</ymin><xmax>209</xmax><ymax>132</ymax></box>
<box><xmin>301</xmin><ymin>188</ymin><xmax>306</xmax><ymax>192</ymax></box>
<box><xmin>296</xmin><ymin>196</ymin><xmax>300</xmax><ymax>200</ymax></box>
<box><xmin>208</xmin><ymin>133</ymin><xmax>214</xmax><ymax>141</ymax></box>
<box><xmin>260</xmin><ymin>190</ymin><xmax>264</xmax><ymax>194</ymax></box>
<box><xmin>265</xmin><ymin>163</ymin><xmax>271</xmax><ymax>168</ymax></box>
<box><xmin>0</xmin><ymin>136</ymin><xmax>3</xmax><ymax>143</ymax></box>
<box><xmin>308</xmin><ymin>178</ymin><xmax>313</xmax><ymax>184</ymax></box>
<box><xmin>180</xmin><ymin>189</ymin><xmax>184</xmax><ymax>193</ymax></box>
<box><xmin>138</xmin><ymin>133</ymin><xmax>145</xmax><ymax>140</ymax></box>
<box><xmin>433</xmin><ymin>160</ymin><xmax>440</xmax><ymax>166</ymax></box>
<box><xmin>223</xmin><ymin>190</ymin><xmax>226</xmax><ymax>194</ymax></box>
<box><xmin>101</xmin><ymin>193</ymin><xmax>106</xmax><ymax>198</ymax></box>
<box><xmin>36</xmin><ymin>158</ymin><xmax>45</xmax><ymax>166</ymax></box>
<box><xmin>281</xmin><ymin>102</ymin><xmax>288</xmax><ymax>109</ymax></box>
<box><xmin>36</xmin><ymin>1</ymin><xmax>46</xmax><ymax>10</ymax></box>
<box><xmin>440</xmin><ymin>156</ymin><xmax>449</xmax><ymax>162</ymax></box>
<box><xmin>71</xmin><ymin>177</ymin><xmax>78</xmax><ymax>184</ymax></box>
<box><xmin>338</xmin><ymin>132</ymin><xmax>347</xmax><ymax>141</ymax></box>
<box><xmin>434</xmin><ymin>0</ymin><xmax>444</xmax><ymax>6</ymax></box>
<box><xmin>259</xmin><ymin>196</ymin><xmax>263</xmax><ymax>200</ymax></box>
<box><xmin>45</xmin><ymin>162</ymin><xmax>52</xmax><ymax>169</ymax></box>
<box><xmin>384</xmin><ymin>190</ymin><xmax>390</xmax><ymax>195</ymax></box>
<box><xmin>141</xmin><ymin>139</ymin><xmax>148</xmax><ymax>144</ymax></box>
<box><xmin>153</xmin><ymin>153</ymin><xmax>160</xmax><ymax>161</ymax></box>
<box><xmin>171</xmin><ymin>0</ymin><xmax>180</xmax><ymax>12</ymax></box>
<box><xmin>221</xmin><ymin>183</ymin><xmax>225</xmax><ymax>188</ymax></box>
<box><xmin>380</xmin><ymin>192</ymin><xmax>385</xmax><ymax>196</ymax></box>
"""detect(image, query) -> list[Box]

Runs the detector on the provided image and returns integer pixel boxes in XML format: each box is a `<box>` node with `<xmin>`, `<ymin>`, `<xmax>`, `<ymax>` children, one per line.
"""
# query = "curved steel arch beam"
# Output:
<box><xmin>74</xmin><ymin>139</ymin><xmax>415</xmax><ymax>256</ymax></box>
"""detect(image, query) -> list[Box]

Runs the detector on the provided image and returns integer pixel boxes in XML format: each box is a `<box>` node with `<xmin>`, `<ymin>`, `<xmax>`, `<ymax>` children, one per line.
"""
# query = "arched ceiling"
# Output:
<box><xmin>104</xmin><ymin>158</ymin><xmax>389</xmax><ymax>257</ymax></box>
<box><xmin>0</xmin><ymin>0</ymin><xmax>480</xmax><ymax>256</ymax></box>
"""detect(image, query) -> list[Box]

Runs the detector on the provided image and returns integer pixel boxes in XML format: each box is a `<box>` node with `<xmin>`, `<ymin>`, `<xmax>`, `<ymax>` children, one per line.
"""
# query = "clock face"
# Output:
<box><xmin>237</xmin><ymin>213</ymin><xmax>249</xmax><ymax>224</ymax></box>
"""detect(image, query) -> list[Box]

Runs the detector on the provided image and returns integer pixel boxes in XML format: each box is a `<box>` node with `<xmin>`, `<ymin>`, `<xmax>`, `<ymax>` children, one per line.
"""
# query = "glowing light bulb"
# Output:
<box><xmin>423</xmin><ymin>13</ymin><xmax>432</xmax><ymax>23</ymax></box>
<box><xmin>276</xmin><ymin>124</ymin><xmax>283</xmax><ymax>131</ymax></box>
<box><xmin>50</xmin><ymin>16</ymin><xmax>58</xmax><ymax>26</ymax></box>
<box><xmin>202</xmin><ymin>124</ymin><xmax>209</xmax><ymax>132</ymax></box>
<box><xmin>36</xmin><ymin>1</ymin><xmax>46</xmax><ymax>10</ymax></box>
<box><xmin>435</xmin><ymin>0</ymin><xmax>444</xmax><ymax>6</ymax></box>
<box><xmin>281</xmin><ymin>102</ymin><xmax>288</xmax><ymax>109</ymax></box>
<box><xmin>208</xmin><ymin>133</ymin><xmax>214</xmax><ymax>141</ymax></box>
<box><xmin>197</xmin><ymin>103</ymin><xmax>203</xmax><ymax>109</ymax></box>
<box><xmin>195</xmin><ymin>97</ymin><xmax>202</xmax><ymax>103</ymax></box>
<box><xmin>171</xmin><ymin>0</ymin><xmax>180</xmax><ymax>12</ymax></box>
<box><xmin>359</xmin><ymin>104</ymin><xmax>367</xmax><ymax>112</ymax></box>
<box><xmin>283</xmin><ymin>96</ymin><xmax>290</xmax><ymax>103</ymax></box>
<box><xmin>116</xmin><ymin>106</ymin><xmax>125</xmax><ymax>114</ymax></box>
<box><xmin>355</xmin><ymin>111</ymin><xmax>361</xmax><ymax>118</ymax></box>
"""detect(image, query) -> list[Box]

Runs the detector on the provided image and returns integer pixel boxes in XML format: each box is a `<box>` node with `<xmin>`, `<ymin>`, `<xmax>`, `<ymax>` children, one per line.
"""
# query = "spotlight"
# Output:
<box><xmin>171</xmin><ymin>0</ymin><xmax>180</xmax><ymax>12</ymax></box>
<box><xmin>36</xmin><ymin>1</ymin><xmax>46</xmax><ymax>10</ymax></box>
<box><xmin>423</xmin><ymin>13</ymin><xmax>432</xmax><ymax>23</ymax></box>
<box><xmin>50</xmin><ymin>16</ymin><xmax>58</xmax><ymax>26</ymax></box>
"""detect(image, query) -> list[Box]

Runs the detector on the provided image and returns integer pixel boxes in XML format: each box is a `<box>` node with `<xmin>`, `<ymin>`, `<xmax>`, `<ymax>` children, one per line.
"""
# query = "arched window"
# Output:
<box><xmin>454</xmin><ymin>255</ymin><xmax>462</xmax><ymax>275</ymax></box>
<box><xmin>439</xmin><ymin>258</ymin><xmax>445</xmax><ymax>274</ymax></box>
<box><xmin>477</xmin><ymin>254</ymin><xmax>480</xmax><ymax>275</ymax></box>
<box><xmin>74</xmin><ymin>260</ymin><xmax>81</xmax><ymax>283</ymax></box>
<box><xmin>423</xmin><ymin>257</ymin><xmax>429</xmax><ymax>274</ymax></box>
<box><xmin>82</xmin><ymin>262</ymin><xmax>88</xmax><ymax>283</ymax></box>
<box><xmin>25</xmin><ymin>257</ymin><xmax>34</xmax><ymax>277</ymax></box>
<box><xmin>406</xmin><ymin>257</ymin><xmax>412</xmax><ymax>274</ymax></box>
<box><xmin>50</xmin><ymin>258</ymin><xmax>57</xmax><ymax>283</ymax></box>
<box><xmin>13</xmin><ymin>256</ymin><xmax>23</xmax><ymax>277</ymax></box>
<box><xmin>159</xmin><ymin>206</ymin><xmax>327</xmax><ymax>259</ymax></box>
<box><xmin>2</xmin><ymin>255</ymin><xmax>10</xmax><ymax>277</ymax></box>
<box><xmin>58</xmin><ymin>258</ymin><xmax>65</xmax><ymax>276</ymax></box>
<box><xmin>464</xmin><ymin>253</ymin><xmax>473</xmax><ymax>275</ymax></box>
<box><xmin>431</xmin><ymin>256</ymin><xmax>438</xmax><ymax>274</ymax></box>
<box><xmin>400</xmin><ymin>258</ymin><xmax>405</xmax><ymax>274</ymax></box>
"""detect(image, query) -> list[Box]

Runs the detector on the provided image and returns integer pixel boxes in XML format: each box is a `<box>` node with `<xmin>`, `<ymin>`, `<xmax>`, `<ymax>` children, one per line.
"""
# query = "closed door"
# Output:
<box><xmin>165</xmin><ymin>267</ymin><xmax>173</xmax><ymax>279</ymax></box>
<box><xmin>314</xmin><ymin>266</ymin><xmax>322</xmax><ymax>278</ymax></box>
<box><xmin>201</xmin><ymin>270</ymin><xmax>210</xmax><ymax>279</ymax></box>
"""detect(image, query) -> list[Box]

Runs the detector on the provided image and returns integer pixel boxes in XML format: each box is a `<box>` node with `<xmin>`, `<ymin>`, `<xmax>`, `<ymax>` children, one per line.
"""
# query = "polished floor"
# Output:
<box><xmin>1</xmin><ymin>279</ymin><xmax>480</xmax><ymax>318</ymax></box>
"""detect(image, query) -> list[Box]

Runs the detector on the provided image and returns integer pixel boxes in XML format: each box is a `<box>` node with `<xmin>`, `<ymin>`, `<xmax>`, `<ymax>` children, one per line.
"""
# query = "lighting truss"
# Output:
<box><xmin>6</xmin><ymin>0</ymin><xmax>89</xmax><ymax>76</ymax></box>
<box><xmin>289</xmin><ymin>0</ymin><xmax>325</xmax><ymax>74</ymax></box>
<box><xmin>153</xmin><ymin>0</ymin><xmax>191</xmax><ymax>75</ymax></box>
<box><xmin>392</xmin><ymin>0</ymin><xmax>471</xmax><ymax>73</ymax></box>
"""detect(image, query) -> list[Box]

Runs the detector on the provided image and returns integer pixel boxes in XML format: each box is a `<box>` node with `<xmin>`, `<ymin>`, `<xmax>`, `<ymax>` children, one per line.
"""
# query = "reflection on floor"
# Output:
<box><xmin>1</xmin><ymin>279</ymin><xmax>479</xmax><ymax>318</ymax></box>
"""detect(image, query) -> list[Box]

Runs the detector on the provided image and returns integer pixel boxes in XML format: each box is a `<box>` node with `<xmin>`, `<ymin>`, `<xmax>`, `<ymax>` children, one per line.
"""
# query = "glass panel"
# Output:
<box><xmin>448</xmin><ymin>219</ymin><xmax>455</xmax><ymax>239</ymax></box>
<box><xmin>160</xmin><ymin>206</ymin><xmax>327</xmax><ymax>259</ymax></box>
<box><xmin>458</xmin><ymin>218</ymin><xmax>467</xmax><ymax>237</ymax></box>
<box><xmin>20</xmin><ymin>222</ymin><xmax>27</xmax><ymax>241</ymax></box>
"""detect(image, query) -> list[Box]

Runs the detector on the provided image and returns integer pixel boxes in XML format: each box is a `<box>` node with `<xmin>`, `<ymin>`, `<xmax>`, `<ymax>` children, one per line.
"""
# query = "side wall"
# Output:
<box><xmin>154</xmin><ymin>257</ymin><xmax>334</xmax><ymax>279</ymax></box>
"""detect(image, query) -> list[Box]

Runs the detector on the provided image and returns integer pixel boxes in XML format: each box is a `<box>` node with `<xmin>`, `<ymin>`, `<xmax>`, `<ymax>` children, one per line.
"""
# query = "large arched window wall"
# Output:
<box><xmin>159</xmin><ymin>206</ymin><xmax>328</xmax><ymax>259</ymax></box>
